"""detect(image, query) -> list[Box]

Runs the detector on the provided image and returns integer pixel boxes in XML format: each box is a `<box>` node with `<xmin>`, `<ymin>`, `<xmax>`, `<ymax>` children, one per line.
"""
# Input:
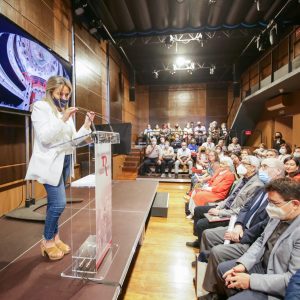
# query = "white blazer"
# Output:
<box><xmin>25</xmin><ymin>101</ymin><xmax>91</xmax><ymax>186</ymax></box>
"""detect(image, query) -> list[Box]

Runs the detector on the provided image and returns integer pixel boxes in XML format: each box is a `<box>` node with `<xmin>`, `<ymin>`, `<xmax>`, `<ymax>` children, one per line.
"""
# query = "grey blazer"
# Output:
<box><xmin>217</xmin><ymin>174</ymin><xmax>264</xmax><ymax>217</ymax></box>
<box><xmin>237</xmin><ymin>215</ymin><xmax>300</xmax><ymax>299</ymax></box>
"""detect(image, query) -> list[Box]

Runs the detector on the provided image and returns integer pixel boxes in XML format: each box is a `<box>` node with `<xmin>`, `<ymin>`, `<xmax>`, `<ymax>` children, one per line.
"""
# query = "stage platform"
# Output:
<box><xmin>0</xmin><ymin>180</ymin><xmax>158</xmax><ymax>300</ymax></box>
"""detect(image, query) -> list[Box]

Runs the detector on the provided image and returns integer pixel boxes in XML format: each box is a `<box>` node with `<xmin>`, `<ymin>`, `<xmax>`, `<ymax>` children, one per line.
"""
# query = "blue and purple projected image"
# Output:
<box><xmin>0</xmin><ymin>15</ymin><xmax>72</xmax><ymax>113</ymax></box>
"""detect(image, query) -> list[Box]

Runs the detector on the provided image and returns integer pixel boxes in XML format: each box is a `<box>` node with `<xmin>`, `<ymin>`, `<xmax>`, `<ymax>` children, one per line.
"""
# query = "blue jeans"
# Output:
<box><xmin>43</xmin><ymin>155</ymin><xmax>71</xmax><ymax>240</ymax></box>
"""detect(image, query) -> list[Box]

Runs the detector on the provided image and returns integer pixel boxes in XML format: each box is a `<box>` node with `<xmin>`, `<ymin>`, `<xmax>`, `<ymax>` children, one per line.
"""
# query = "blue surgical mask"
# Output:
<box><xmin>258</xmin><ymin>170</ymin><xmax>270</xmax><ymax>184</ymax></box>
<box><xmin>53</xmin><ymin>97</ymin><xmax>69</xmax><ymax>109</ymax></box>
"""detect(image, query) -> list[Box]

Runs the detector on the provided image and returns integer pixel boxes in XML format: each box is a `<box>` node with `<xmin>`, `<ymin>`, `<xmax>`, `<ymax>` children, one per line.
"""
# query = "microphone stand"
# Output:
<box><xmin>76</xmin><ymin>106</ymin><xmax>114</xmax><ymax>133</ymax></box>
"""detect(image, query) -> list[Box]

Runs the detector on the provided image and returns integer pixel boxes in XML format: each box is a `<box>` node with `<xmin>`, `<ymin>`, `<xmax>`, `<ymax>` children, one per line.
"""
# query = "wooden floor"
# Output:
<box><xmin>122</xmin><ymin>182</ymin><xmax>197</xmax><ymax>300</ymax></box>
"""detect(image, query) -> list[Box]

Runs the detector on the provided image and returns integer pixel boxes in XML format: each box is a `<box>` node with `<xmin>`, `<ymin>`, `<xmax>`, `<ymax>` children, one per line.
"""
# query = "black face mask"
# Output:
<box><xmin>53</xmin><ymin>97</ymin><xmax>69</xmax><ymax>109</ymax></box>
<box><xmin>275</xmin><ymin>135</ymin><xmax>281</xmax><ymax>139</ymax></box>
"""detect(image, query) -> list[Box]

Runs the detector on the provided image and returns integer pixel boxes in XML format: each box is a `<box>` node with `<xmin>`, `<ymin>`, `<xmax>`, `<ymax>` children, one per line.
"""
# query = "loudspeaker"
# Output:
<box><xmin>129</xmin><ymin>86</ymin><xmax>135</xmax><ymax>101</ymax></box>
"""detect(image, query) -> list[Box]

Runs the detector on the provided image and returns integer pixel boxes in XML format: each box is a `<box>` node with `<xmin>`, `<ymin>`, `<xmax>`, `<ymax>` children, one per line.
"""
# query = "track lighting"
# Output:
<box><xmin>153</xmin><ymin>70</ymin><xmax>159</xmax><ymax>79</ymax></box>
<box><xmin>74</xmin><ymin>1</ymin><xmax>87</xmax><ymax>16</ymax></box>
<box><xmin>164</xmin><ymin>35</ymin><xmax>174</xmax><ymax>49</ymax></box>
<box><xmin>209</xmin><ymin>65</ymin><xmax>216</xmax><ymax>75</ymax></box>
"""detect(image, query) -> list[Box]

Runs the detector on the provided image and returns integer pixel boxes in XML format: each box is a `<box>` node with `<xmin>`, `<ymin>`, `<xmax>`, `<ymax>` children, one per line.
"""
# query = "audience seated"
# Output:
<box><xmin>278</xmin><ymin>143</ymin><xmax>292</xmax><ymax>162</ymax></box>
<box><xmin>188</xmin><ymin>138</ymin><xmax>198</xmax><ymax>163</ymax></box>
<box><xmin>284</xmin><ymin>157</ymin><xmax>300</xmax><ymax>182</ymax></box>
<box><xmin>206</xmin><ymin>178</ymin><xmax>300</xmax><ymax>300</ymax></box>
<box><xmin>161</xmin><ymin>141</ymin><xmax>175</xmax><ymax>178</ymax></box>
<box><xmin>175</xmin><ymin>142</ymin><xmax>193</xmax><ymax>178</ymax></box>
<box><xmin>219</xmin><ymin>123</ymin><xmax>228</xmax><ymax>141</ymax></box>
<box><xmin>186</xmin><ymin>155</ymin><xmax>263</xmax><ymax>249</ymax></box>
<box><xmin>228</xmin><ymin>137</ymin><xmax>242</xmax><ymax>154</ymax></box>
<box><xmin>202</xmin><ymin>136</ymin><xmax>215</xmax><ymax>150</ymax></box>
<box><xmin>171</xmin><ymin>134</ymin><xmax>182</xmax><ymax>153</ymax></box>
<box><xmin>253</xmin><ymin>143</ymin><xmax>268</xmax><ymax>159</ymax></box>
<box><xmin>141</xmin><ymin>138</ymin><xmax>162</xmax><ymax>175</ymax></box>
<box><xmin>199</xmin><ymin>159</ymin><xmax>286</xmax><ymax>299</ymax></box>
<box><xmin>293</xmin><ymin>146</ymin><xmax>300</xmax><ymax>158</ymax></box>
<box><xmin>266</xmin><ymin>148</ymin><xmax>279</xmax><ymax>158</ymax></box>
<box><xmin>189</xmin><ymin>159</ymin><xmax>235</xmax><ymax>212</ymax></box>
<box><xmin>216</xmin><ymin>139</ymin><xmax>227</xmax><ymax>152</ymax></box>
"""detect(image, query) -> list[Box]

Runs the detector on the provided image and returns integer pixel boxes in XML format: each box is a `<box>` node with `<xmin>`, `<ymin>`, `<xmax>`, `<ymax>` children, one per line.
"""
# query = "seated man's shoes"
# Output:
<box><xmin>186</xmin><ymin>239</ymin><xmax>200</xmax><ymax>248</ymax></box>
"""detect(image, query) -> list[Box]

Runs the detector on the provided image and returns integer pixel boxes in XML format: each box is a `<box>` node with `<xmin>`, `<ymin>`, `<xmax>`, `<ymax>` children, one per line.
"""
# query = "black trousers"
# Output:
<box><xmin>193</xmin><ymin>205</ymin><xmax>229</xmax><ymax>243</ymax></box>
<box><xmin>161</xmin><ymin>158</ymin><xmax>174</xmax><ymax>173</ymax></box>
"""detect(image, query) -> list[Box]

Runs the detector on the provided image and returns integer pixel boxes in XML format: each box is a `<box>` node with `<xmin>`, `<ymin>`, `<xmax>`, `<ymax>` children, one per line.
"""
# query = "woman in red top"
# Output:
<box><xmin>284</xmin><ymin>156</ymin><xmax>300</xmax><ymax>182</ymax></box>
<box><xmin>192</xmin><ymin>159</ymin><xmax>235</xmax><ymax>207</ymax></box>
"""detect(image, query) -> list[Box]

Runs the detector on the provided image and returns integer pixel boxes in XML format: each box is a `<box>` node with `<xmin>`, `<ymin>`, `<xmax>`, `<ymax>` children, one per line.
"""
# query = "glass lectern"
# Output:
<box><xmin>52</xmin><ymin>131</ymin><xmax>120</xmax><ymax>282</ymax></box>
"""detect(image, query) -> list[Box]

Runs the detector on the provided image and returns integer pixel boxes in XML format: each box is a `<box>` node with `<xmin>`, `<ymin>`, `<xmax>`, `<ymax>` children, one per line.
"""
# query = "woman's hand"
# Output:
<box><xmin>84</xmin><ymin>111</ymin><xmax>96</xmax><ymax>129</ymax></box>
<box><xmin>62</xmin><ymin>107</ymin><xmax>78</xmax><ymax>122</ymax></box>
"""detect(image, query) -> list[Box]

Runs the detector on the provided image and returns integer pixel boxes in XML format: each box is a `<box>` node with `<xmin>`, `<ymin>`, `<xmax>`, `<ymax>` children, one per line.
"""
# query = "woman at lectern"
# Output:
<box><xmin>25</xmin><ymin>76</ymin><xmax>95</xmax><ymax>261</ymax></box>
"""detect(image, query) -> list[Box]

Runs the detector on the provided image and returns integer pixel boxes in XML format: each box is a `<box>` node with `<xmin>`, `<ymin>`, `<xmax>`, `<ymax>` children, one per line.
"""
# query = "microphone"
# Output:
<box><xmin>76</xmin><ymin>106</ymin><xmax>114</xmax><ymax>133</ymax></box>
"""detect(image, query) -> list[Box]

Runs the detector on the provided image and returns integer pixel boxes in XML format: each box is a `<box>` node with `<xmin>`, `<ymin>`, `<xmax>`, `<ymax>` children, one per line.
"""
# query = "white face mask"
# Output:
<box><xmin>237</xmin><ymin>164</ymin><xmax>248</xmax><ymax>176</ymax></box>
<box><xmin>279</xmin><ymin>148</ymin><xmax>287</xmax><ymax>155</ymax></box>
<box><xmin>266</xmin><ymin>201</ymin><xmax>291</xmax><ymax>220</ymax></box>
<box><xmin>294</xmin><ymin>152</ymin><xmax>300</xmax><ymax>158</ymax></box>
<box><xmin>151</xmin><ymin>141</ymin><xmax>157</xmax><ymax>146</ymax></box>
<box><xmin>182</xmin><ymin>146</ymin><xmax>187</xmax><ymax>150</ymax></box>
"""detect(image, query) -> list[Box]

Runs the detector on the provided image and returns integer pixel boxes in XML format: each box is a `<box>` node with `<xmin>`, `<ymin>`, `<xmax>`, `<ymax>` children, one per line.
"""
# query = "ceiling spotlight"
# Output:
<box><xmin>256</xmin><ymin>35</ymin><xmax>266</xmax><ymax>51</ymax></box>
<box><xmin>255</xmin><ymin>0</ymin><xmax>261</xmax><ymax>11</ymax></box>
<box><xmin>75</xmin><ymin>1</ymin><xmax>87</xmax><ymax>16</ymax></box>
<box><xmin>164</xmin><ymin>35</ymin><xmax>174</xmax><ymax>49</ymax></box>
<box><xmin>170</xmin><ymin>70</ymin><xmax>176</xmax><ymax>75</ymax></box>
<box><xmin>175</xmin><ymin>57</ymin><xmax>186</xmax><ymax>67</ymax></box>
<box><xmin>153</xmin><ymin>70</ymin><xmax>159</xmax><ymax>79</ymax></box>
<box><xmin>89</xmin><ymin>20</ymin><xmax>103</xmax><ymax>35</ymax></box>
<box><xmin>209</xmin><ymin>65</ymin><xmax>216</xmax><ymax>75</ymax></box>
<box><xmin>209</xmin><ymin>0</ymin><xmax>217</xmax><ymax>4</ymax></box>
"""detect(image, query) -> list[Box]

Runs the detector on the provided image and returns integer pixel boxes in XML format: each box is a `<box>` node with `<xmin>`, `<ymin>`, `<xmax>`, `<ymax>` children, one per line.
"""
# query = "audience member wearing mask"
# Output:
<box><xmin>174</xmin><ymin>142</ymin><xmax>193</xmax><ymax>178</ymax></box>
<box><xmin>284</xmin><ymin>157</ymin><xmax>300</xmax><ymax>182</ymax></box>
<box><xmin>141</xmin><ymin>138</ymin><xmax>162</xmax><ymax>175</ymax></box>
<box><xmin>186</xmin><ymin>156</ymin><xmax>262</xmax><ymax>249</ymax></box>
<box><xmin>171</xmin><ymin>134</ymin><xmax>182</xmax><ymax>154</ymax></box>
<box><xmin>213</xmin><ymin>178</ymin><xmax>300</xmax><ymax>300</ymax></box>
<box><xmin>278</xmin><ymin>143</ymin><xmax>292</xmax><ymax>162</ymax></box>
<box><xmin>160</xmin><ymin>141</ymin><xmax>175</xmax><ymax>178</ymax></box>
<box><xmin>200</xmin><ymin>159</ymin><xmax>286</xmax><ymax>299</ymax></box>
<box><xmin>188</xmin><ymin>138</ymin><xmax>198</xmax><ymax>163</ymax></box>
<box><xmin>293</xmin><ymin>146</ymin><xmax>300</xmax><ymax>158</ymax></box>
<box><xmin>272</xmin><ymin>131</ymin><xmax>285</xmax><ymax>152</ymax></box>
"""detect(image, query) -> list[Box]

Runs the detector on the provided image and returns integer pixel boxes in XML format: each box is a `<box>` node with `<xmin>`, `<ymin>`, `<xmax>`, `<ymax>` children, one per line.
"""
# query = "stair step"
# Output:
<box><xmin>126</xmin><ymin>157</ymin><xmax>140</xmax><ymax>162</ymax></box>
<box><xmin>122</xmin><ymin>166</ymin><xmax>138</xmax><ymax>172</ymax></box>
<box><xmin>123</xmin><ymin>161</ymin><xmax>139</xmax><ymax>167</ymax></box>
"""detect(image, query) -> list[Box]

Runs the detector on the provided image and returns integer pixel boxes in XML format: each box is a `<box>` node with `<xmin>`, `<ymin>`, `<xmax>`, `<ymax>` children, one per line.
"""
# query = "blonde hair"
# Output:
<box><xmin>39</xmin><ymin>76</ymin><xmax>72</xmax><ymax>115</ymax></box>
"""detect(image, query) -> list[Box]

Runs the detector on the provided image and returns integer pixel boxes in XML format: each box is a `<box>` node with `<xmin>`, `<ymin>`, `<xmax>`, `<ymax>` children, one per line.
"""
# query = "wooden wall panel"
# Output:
<box><xmin>206</xmin><ymin>85</ymin><xmax>228</xmax><ymax>127</ymax></box>
<box><xmin>136</xmin><ymin>85</ymin><xmax>149</xmax><ymax>133</ymax></box>
<box><xmin>148</xmin><ymin>84</ymin><xmax>208</xmax><ymax>128</ymax></box>
<box><xmin>0</xmin><ymin>0</ymin><xmax>72</xmax><ymax>216</ymax></box>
